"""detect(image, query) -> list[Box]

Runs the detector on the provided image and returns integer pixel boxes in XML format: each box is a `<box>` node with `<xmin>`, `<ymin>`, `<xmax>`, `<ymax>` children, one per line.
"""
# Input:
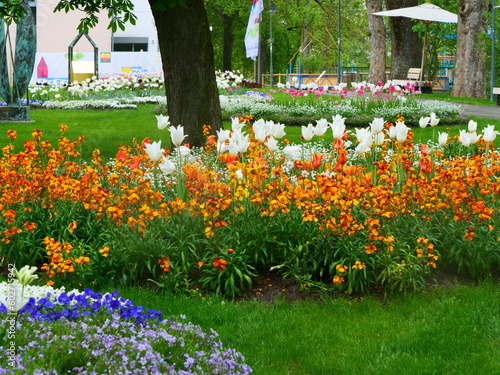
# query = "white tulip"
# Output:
<box><xmin>237</xmin><ymin>134</ymin><xmax>251</xmax><ymax>154</ymax></box>
<box><xmin>314</xmin><ymin>119</ymin><xmax>329</xmax><ymax>136</ymax></box>
<box><xmin>430</xmin><ymin>112</ymin><xmax>440</xmax><ymax>127</ymax></box>
<box><xmin>159</xmin><ymin>158</ymin><xmax>176</xmax><ymax>175</ymax></box>
<box><xmin>265</xmin><ymin>136</ymin><xmax>279</xmax><ymax>151</ymax></box>
<box><xmin>253</xmin><ymin>123</ymin><xmax>268</xmax><ymax>142</ymax></box>
<box><xmin>459</xmin><ymin>130</ymin><xmax>471</xmax><ymax>147</ymax></box>
<box><xmin>144</xmin><ymin>140</ymin><xmax>164</xmax><ymax>162</ymax></box>
<box><xmin>272</xmin><ymin>123</ymin><xmax>286</xmax><ymax>139</ymax></box>
<box><xmin>482</xmin><ymin>125</ymin><xmax>500</xmax><ymax>143</ymax></box>
<box><xmin>217</xmin><ymin>141</ymin><xmax>230</xmax><ymax>153</ymax></box>
<box><xmin>216</xmin><ymin>129</ymin><xmax>230</xmax><ymax>143</ymax></box>
<box><xmin>301</xmin><ymin>123</ymin><xmax>315</xmax><ymax>141</ymax></box>
<box><xmin>231</xmin><ymin>117</ymin><xmax>244</xmax><ymax>132</ymax></box>
<box><xmin>331</xmin><ymin>114</ymin><xmax>346</xmax><ymax>128</ymax></box>
<box><xmin>355</xmin><ymin>128</ymin><xmax>373</xmax><ymax>148</ymax></box>
<box><xmin>438</xmin><ymin>132</ymin><xmax>448</xmax><ymax>146</ymax></box>
<box><xmin>169</xmin><ymin>125</ymin><xmax>187</xmax><ymax>147</ymax></box>
<box><xmin>331</xmin><ymin>121</ymin><xmax>346</xmax><ymax>140</ymax></box>
<box><xmin>468</xmin><ymin>131</ymin><xmax>481</xmax><ymax>145</ymax></box>
<box><xmin>370</xmin><ymin>117</ymin><xmax>385</xmax><ymax>134</ymax></box>
<box><xmin>283</xmin><ymin>145</ymin><xmax>302</xmax><ymax>159</ymax></box>
<box><xmin>395</xmin><ymin>122</ymin><xmax>409</xmax><ymax>143</ymax></box>
<box><xmin>355</xmin><ymin>141</ymin><xmax>372</xmax><ymax>156</ymax></box>
<box><xmin>373</xmin><ymin>132</ymin><xmax>385</xmax><ymax>146</ymax></box>
<box><xmin>388</xmin><ymin>125</ymin><xmax>398</xmax><ymax>139</ymax></box>
<box><xmin>176</xmin><ymin>145</ymin><xmax>191</xmax><ymax>158</ymax></box>
<box><xmin>235</xmin><ymin>170</ymin><xmax>244</xmax><ymax>180</ymax></box>
<box><xmin>467</xmin><ymin>120</ymin><xmax>477</xmax><ymax>133</ymax></box>
<box><xmin>419</xmin><ymin>116</ymin><xmax>430</xmax><ymax>128</ymax></box>
<box><xmin>228</xmin><ymin>140</ymin><xmax>240</xmax><ymax>156</ymax></box>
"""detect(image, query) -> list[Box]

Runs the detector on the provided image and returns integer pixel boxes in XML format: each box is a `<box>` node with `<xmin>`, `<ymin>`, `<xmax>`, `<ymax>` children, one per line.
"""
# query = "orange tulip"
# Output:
<box><xmin>312</xmin><ymin>153</ymin><xmax>324</xmax><ymax>170</ymax></box>
<box><xmin>338</xmin><ymin>150</ymin><xmax>348</xmax><ymax>165</ymax></box>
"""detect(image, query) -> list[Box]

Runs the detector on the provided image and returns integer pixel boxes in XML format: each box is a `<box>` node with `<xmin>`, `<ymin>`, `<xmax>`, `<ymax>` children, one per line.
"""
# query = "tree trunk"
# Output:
<box><xmin>149</xmin><ymin>0</ymin><xmax>222</xmax><ymax>148</ymax></box>
<box><xmin>213</xmin><ymin>8</ymin><xmax>235</xmax><ymax>72</ymax></box>
<box><xmin>452</xmin><ymin>0</ymin><xmax>488</xmax><ymax>98</ymax></box>
<box><xmin>366</xmin><ymin>0</ymin><xmax>386</xmax><ymax>84</ymax></box>
<box><xmin>386</xmin><ymin>0</ymin><xmax>422</xmax><ymax>79</ymax></box>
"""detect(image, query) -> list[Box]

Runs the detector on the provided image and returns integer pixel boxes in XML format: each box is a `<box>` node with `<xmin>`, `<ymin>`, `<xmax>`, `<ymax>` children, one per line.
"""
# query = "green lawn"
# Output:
<box><xmin>119</xmin><ymin>281</ymin><xmax>499</xmax><ymax>375</ymax></box>
<box><xmin>2</xmin><ymin>101</ymin><xmax>499</xmax><ymax>161</ymax></box>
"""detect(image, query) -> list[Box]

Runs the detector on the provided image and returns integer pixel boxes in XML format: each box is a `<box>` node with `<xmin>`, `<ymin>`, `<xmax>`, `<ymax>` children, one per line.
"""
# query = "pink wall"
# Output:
<box><xmin>36</xmin><ymin>2</ymin><xmax>112</xmax><ymax>53</ymax></box>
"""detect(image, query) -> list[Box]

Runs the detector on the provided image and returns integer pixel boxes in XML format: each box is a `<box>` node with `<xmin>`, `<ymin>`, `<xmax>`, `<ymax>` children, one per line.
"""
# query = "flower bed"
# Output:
<box><xmin>1</xmin><ymin>113</ymin><xmax>499</xmax><ymax>298</ymax></box>
<box><xmin>0</xmin><ymin>284</ymin><xmax>252</xmax><ymax>374</ymax></box>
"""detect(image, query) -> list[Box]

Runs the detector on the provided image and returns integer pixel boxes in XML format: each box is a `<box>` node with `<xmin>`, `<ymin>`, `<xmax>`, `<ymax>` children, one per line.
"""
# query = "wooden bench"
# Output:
<box><xmin>493</xmin><ymin>87</ymin><xmax>500</xmax><ymax>106</ymax></box>
<box><xmin>391</xmin><ymin>68</ymin><xmax>422</xmax><ymax>87</ymax></box>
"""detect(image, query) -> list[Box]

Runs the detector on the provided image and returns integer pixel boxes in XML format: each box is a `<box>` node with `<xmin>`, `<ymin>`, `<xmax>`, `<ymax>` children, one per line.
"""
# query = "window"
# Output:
<box><xmin>113</xmin><ymin>37</ymin><xmax>148</xmax><ymax>52</ymax></box>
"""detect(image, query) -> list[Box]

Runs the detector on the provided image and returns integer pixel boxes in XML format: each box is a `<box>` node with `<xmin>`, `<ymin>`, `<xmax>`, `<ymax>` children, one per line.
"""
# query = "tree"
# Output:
<box><xmin>451</xmin><ymin>0</ymin><xmax>488</xmax><ymax>98</ymax></box>
<box><xmin>385</xmin><ymin>0</ymin><xmax>422</xmax><ymax>79</ymax></box>
<box><xmin>365</xmin><ymin>0</ymin><xmax>386</xmax><ymax>83</ymax></box>
<box><xmin>1</xmin><ymin>0</ymin><xmax>221</xmax><ymax>147</ymax></box>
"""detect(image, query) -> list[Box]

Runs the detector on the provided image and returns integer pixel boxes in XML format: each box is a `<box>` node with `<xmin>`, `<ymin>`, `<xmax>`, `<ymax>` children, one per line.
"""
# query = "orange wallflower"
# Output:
<box><xmin>158</xmin><ymin>257</ymin><xmax>171</xmax><ymax>272</ymax></box>
<box><xmin>213</xmin><ymin>257</ymin><xmax>228</xmax><ymax>270</ymax></box>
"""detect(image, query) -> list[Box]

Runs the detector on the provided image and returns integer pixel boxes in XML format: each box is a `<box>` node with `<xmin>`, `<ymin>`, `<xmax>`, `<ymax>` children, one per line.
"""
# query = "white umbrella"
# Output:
<box><xmin>373</xmin><ymin>3</ymin><xmax>458</xmax><ymax>83</ymax></box>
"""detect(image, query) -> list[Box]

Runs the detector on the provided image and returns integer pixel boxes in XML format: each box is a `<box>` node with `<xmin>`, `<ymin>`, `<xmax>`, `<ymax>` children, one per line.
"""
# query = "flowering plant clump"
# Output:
<box><xmin>1</xmin><ymin>112</ymin><xmax>499</xmax><ymax>297</ymax></box>
<box><xmin>220</xmin><ymin>83</ymin><xmax>464</xmax><ymax>127</ymax></box>
<box><xmin>28</xmin><ymin>75</ymin><xmax>165</xmax><ymax>102</ymax></box>
<box><xmin>0</xmin><ymin>285</ymin><xmax>251</xmax><ymax>374</ymax></box>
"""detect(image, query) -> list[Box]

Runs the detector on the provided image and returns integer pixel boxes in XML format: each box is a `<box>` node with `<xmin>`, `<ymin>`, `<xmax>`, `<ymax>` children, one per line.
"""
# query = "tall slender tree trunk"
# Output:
<box><xmin>213</xmin><ymin>8</ymin><xmax>235</xmax><ymax>72</ymax></box>
<box><xmin>452</xmin><ymin>0</ymin><xmax>487</xmax><ymax>98</ymax></box>
<box><xmin>149</xmin><ymin>0</ymin><xmax>222</xmax><ymax>147</ymax></box>
<box><xmin>366</xmin><ymin>0</ymin><xmax>386</xmax><ymax>83</ymax></box>
<box><xmin>386</xmin><ymin>0</ymin><xmax>422</xmax><ymax>79</ymax></box>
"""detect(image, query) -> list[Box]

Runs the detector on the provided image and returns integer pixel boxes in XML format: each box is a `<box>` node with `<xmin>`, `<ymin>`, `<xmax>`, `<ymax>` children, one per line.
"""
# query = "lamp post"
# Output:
<box><xmin>337</xmin><ymin>0</ymin><xmax>342</xmax><ymax>84</ymax></box>
<box><xmin>492</xmin><ymin>1</ymin><xmax>498</xmax><ymax>101</ymax></box>
<box><xmin>269</xmin><ymin>0</ymin><xmax>278</xmax><ymax>87</ymax></box>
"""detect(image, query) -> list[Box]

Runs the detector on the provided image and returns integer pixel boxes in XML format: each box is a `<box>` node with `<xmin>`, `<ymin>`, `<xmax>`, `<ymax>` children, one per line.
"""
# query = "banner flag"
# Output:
<box><xmin>244</xmin><ymin>0</ymin><xmax>264</xmax><ymax>60</ymax></box>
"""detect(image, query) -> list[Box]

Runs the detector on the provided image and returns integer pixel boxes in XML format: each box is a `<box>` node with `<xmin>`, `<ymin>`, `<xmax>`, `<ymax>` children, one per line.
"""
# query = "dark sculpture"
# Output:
<box><xmin>0</xmin><ymin>1</ymin><xmax>36</xmax><ymax>121</ymax></box>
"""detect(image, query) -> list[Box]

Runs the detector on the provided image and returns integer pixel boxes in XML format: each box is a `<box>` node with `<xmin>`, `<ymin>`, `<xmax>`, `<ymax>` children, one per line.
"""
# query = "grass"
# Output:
<box><xmin>1</xmin><ymin>100</ymin><xmax>499</xmax><ymax>161</ymax></box>
<box><xmin>0</xmin><ymin>105</ymin><xmax>161</xmax><ymax>161</ymax></box>
<box><xmin>118</xmin><ymin>281</ymin><xmax>499</xmax><ymax>375</ymax></box>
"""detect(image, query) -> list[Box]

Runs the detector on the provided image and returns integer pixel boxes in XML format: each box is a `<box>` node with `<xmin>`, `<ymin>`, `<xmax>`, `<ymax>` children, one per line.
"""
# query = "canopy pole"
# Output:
<box><xmin>420</xmin><ymin>21</ymin><xmax>430</xmax><ymax>83</ymax></box>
